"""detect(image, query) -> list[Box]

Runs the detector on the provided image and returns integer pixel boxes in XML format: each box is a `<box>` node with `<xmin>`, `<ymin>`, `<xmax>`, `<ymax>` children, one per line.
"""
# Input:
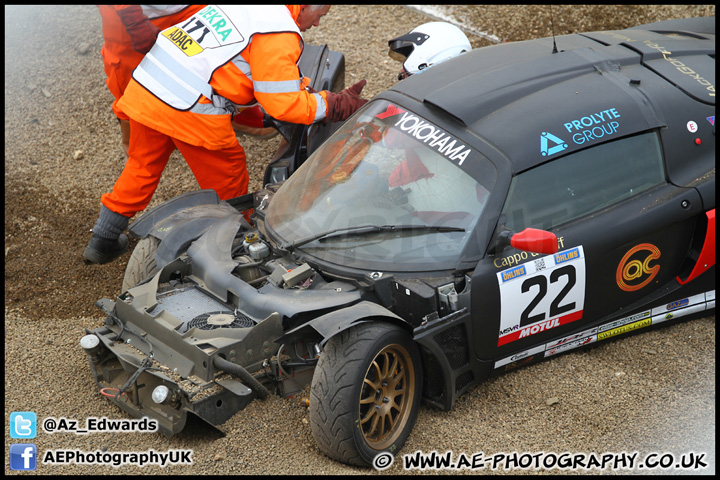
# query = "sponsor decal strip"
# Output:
<box><xmin>597</xmin><ymin>318</ymin><xmax>651</xmax><ymax>341</ymax></box>
<box><xmin>494</xmin><ymin>290</ymin><xmax>714</xmax><ymax>369</ymax></box>
<box><xmin>494</xmin><ymin>345</ymin><xmax>545</xmax><ymax>368</ymax></box>
<box><xmin>597</xmin><ymin>310</ymin><xmax>651</xmax><ymax>333</ymax></box>
<box><xmin>545</xmin><ymin>334</ymin><xmax>596</xmax><ymax>358</ymax></box>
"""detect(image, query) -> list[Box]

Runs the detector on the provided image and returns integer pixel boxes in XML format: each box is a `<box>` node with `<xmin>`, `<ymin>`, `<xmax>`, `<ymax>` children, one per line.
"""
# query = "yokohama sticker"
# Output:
<box><xmin>497</xmin><ymin>246</ymin><xmax>586</xmax><ymax>346</ymax></box>
<box><xmin>392</xmin><ymin>111</ymin><xmax>472</xmax><ymax>165</ymax></box>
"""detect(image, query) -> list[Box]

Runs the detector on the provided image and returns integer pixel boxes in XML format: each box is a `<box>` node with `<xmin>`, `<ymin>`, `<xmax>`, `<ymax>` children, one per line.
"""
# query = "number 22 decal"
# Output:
<box><xmin>520</xmin><ymin>265</ymin><xmax>576</xmax><ymax>327</ymax></box>
<box><xmin>497</xmin><ymin>247</ymin><xmax>586</xmax><ymax>346</ymax></box>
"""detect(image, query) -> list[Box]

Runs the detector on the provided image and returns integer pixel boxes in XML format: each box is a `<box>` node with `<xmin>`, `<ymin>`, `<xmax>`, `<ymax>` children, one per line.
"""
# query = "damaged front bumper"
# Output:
<box><xmin>82</xmin><ymin>284</ymin><xmax>285</xmax><ymax>435</ymax></box>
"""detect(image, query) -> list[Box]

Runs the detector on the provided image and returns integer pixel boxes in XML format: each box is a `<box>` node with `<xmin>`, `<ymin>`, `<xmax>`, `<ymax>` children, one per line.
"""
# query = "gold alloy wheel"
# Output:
<box><xmin>358</xmin><ymin>343</ymin><xmax>416</xmax><ymax>450</ymax></box>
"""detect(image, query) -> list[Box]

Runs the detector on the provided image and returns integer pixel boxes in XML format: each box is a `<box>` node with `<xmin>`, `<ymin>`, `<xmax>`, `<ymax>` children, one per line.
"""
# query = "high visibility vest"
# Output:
<box><xmin>132</xmin><ymin>5</ymin><xmax>301</xmax><ymax>112</ymax></box>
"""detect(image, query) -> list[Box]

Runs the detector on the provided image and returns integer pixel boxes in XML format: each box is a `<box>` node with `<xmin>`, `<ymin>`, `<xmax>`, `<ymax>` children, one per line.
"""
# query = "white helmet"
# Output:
<box><xmin>388</xmin><ymin>22</ymin><xmax>471</xmax><ymax>79</ymax></box>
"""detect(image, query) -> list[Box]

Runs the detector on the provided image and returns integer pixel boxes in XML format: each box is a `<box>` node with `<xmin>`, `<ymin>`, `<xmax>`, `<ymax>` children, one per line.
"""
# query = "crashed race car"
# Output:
<box><xmin>82</xmin><ymin>17</ymin><xmax>715</xmax><ymax>467</ymax></box>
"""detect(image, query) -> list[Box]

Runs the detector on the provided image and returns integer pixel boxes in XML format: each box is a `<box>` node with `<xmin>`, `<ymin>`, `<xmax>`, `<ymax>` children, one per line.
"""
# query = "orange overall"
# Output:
<box><xmin>102</xmin><ymin>5</ymin><xmax>328</xmax><ymax>217</ymax></box>
<box><xmin>98</xmin><ymin>5</ymin><xmax>206</xmax><ymax>121</ymax></box>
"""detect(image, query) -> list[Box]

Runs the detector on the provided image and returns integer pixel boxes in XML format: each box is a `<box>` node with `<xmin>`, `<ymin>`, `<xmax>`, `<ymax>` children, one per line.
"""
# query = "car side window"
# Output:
<box><xmin>501</xmin><ymin>132</ymin><xmax>666</xmax><ymax>231</ymax></box>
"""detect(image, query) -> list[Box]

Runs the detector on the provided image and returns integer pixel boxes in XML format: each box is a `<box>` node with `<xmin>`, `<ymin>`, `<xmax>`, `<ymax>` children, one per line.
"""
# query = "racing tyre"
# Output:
<box><xmin>310</xmin><ymin>322</ymin><xmax>422</xmax><ymax>466</ymax></box>
<box><xmin>122</xmin><ymin>236</ymin><xmax>159</xmax><ymax>292</ymax></box>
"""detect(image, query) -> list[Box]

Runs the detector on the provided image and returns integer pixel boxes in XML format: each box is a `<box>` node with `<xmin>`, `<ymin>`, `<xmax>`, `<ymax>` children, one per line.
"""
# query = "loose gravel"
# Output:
<box><xmin>4</xmin><ymin>4</ymin><xmax>715</xmax><ymax>475</ymax></box>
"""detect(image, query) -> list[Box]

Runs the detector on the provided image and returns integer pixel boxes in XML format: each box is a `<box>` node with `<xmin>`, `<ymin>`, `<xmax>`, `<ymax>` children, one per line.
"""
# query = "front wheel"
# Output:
<box><xmin>310</xmin><ymin>322</ymin><xmax>422</xmax><ymax>466</ymax></box>
<box><xmin>122</xmin><ymin>236</ymin><xmax>159</xmax><ymax>292</ymax></box>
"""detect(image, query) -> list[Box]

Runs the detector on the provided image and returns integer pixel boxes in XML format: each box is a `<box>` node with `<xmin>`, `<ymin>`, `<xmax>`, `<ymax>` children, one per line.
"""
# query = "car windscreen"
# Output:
<box><xmin>265</xmin><ymin>100</ymin><xmax>495</xmax><ymax>271</ymax></box>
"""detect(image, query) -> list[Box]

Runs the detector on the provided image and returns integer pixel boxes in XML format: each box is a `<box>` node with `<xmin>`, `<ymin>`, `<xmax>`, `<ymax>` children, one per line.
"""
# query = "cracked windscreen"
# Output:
<box><xmin>266</xmin><ymin>100</ymin><xmax>494</xmax><ymax>270</ymax></box>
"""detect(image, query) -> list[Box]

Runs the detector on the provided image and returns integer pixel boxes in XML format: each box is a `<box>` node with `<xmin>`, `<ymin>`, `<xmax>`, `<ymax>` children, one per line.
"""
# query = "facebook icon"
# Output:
<box><xmin>10</xmin><ymin>444</ymin><xmax>37</xmax><ymax>471</ymax></box>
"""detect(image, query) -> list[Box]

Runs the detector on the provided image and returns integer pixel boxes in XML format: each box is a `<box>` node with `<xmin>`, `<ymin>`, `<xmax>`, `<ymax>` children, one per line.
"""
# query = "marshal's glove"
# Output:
<box><xmin>338</xmin><ymin>79</ymin><xmax>367</xmax><ymax>98</ymax></box>
<box><xmin>324</xmin><ymin>80</ymin><xmax>368</xmax><ymax>123</ymax></box>
<box><xmin>116</xmin><ymin>5</ymin><xmax>161</xmax><ymax>54</ymax></box>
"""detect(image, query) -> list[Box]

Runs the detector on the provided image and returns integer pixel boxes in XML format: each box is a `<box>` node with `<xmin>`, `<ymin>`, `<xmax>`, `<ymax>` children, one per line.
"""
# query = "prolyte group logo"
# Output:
<box><xmin>540</xmin><ymin>131</ymin><xmax>568</xmax><ymax>156</ymax></box>
<box><xmin>541</xmin><ymin>107</ymin><xmax>622</xmax><ymax>157</ymax></box>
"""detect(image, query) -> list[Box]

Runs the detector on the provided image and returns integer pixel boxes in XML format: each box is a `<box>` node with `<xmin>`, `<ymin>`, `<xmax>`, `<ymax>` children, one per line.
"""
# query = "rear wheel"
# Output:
<box><xmin>310</xmin><ymin>322</ymin><xmax>422</xmax><ymax>466</ymax></box>
<box><xmin>122</xmin><ymin>236</ymin><xmax>159</xmax><ymax>291</ymax></box>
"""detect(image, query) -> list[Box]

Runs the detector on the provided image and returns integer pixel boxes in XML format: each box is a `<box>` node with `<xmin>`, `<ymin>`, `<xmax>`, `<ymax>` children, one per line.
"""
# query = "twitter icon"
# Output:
<box><xmin>10</xmin><ymin>412</ymin><xmax>37</xmax><ymax>439</ymax></box>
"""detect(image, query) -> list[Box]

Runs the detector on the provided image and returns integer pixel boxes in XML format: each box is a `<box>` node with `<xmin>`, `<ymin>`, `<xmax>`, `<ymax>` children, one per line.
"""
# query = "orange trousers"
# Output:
<box><xmin>101</xmin><ymin>119</ymin><xmax>248</xmax><ymax>217</ymax></box>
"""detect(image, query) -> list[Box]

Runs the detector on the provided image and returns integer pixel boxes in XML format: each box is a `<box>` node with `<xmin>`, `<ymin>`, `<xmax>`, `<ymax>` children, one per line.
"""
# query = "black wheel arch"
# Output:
<box><xmin>274</xmin><ymin>301</ymin><xmax>413</xmax><ymax>348</ymax></box>
<box><xmin>126</xmin><ymin>189</ymin><xmax>249</xmax><ymax>271</ymax></box>
<box><xmin>277</xmin><ymin>301</ymin><xmax>492</xmax><ymax>413</ymax></box>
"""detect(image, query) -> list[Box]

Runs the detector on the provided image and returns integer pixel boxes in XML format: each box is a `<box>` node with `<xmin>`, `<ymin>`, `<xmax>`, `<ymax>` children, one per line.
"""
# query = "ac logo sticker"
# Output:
<box><xmin>616</xmin><ymin>243</ymin><xmax>661</xmax><ymax>292</ymax></box>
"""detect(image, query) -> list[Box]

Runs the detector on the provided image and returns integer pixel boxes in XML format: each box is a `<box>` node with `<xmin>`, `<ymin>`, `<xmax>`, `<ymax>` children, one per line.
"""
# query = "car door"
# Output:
<box><xmin>470</xmin><ymin>130</ymin><xmax>703</xmax><ymax>361</ymax></box>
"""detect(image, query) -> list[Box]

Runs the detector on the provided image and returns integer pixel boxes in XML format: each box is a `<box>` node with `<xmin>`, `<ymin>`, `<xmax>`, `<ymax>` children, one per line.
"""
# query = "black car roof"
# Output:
<box><xmin>388</xmin><ymin>17</ymin><xmax>715</xmax><ymax>174</ymax></box>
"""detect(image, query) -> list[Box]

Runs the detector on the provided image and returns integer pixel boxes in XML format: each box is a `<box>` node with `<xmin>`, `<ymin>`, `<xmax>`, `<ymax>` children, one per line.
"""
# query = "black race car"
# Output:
<box><xmin>81</xmin><ymin>17</ymin><xmax>715</xmax><ymax>467</ymax></box>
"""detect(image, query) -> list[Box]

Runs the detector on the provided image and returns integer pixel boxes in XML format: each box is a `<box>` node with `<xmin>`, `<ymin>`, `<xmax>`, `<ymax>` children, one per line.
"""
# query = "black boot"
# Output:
<box><xmin>83</xmin><ymin>233</ymin><xmax>129</xmax><ymax>264</ymax></box>
<box><xmin>83</xmin><ymin>205</ymin><xmax>130</xmax><ymax>264</ymax></box>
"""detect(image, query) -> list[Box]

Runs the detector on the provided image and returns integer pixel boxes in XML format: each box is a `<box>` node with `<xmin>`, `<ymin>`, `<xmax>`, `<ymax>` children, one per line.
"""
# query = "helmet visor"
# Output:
<box><xmin>387</xmin><ymin>31</ymin><xmax>429</xmax><ymax>63</ymax></box>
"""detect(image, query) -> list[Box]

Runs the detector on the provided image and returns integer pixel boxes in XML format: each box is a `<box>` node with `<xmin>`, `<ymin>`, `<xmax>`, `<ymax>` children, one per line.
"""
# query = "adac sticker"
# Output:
<box><xmin>163</xmin><ymin>27</ymin><xmax>205</xmax><ymax>56</ymax></box>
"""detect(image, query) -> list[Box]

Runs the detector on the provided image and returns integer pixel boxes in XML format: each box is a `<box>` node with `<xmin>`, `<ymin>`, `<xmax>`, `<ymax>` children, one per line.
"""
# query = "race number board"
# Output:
<box><xmin>497</xmin><ymin>246</ymin><xmax>586</xmax><ymax>346</ymax></box>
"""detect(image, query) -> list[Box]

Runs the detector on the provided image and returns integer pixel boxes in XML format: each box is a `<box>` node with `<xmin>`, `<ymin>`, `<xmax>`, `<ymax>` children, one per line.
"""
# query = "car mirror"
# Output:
<box><xmin>490</xmin><ymin>226</ymin><xmax>558</xmax><ymax>255</ymax></box>
<box><xmin>510</xmin><ymin>228</ymin><xmax>558</xmax><ymax>254</ymax></box>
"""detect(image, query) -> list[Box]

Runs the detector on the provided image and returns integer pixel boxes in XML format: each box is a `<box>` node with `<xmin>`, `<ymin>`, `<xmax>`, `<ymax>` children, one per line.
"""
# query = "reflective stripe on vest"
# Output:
<box><xmin>253</xmin><ymin>79</ymin><xmax>302</xmax><ymax>94</ymax></box>
<box><xmin>132</xmin><ymin>5</ymin><xmax>301</xmax><ymax>111</ymax></box>
<box><xmin>232</xmin><ymin>56</ymin><xmax>253</xmax><ymax>80</ymax></box>
<box><xmin>312</xmin><ymin>92</ymin><xmax>326</xmax><ymax>122</ymax></box>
